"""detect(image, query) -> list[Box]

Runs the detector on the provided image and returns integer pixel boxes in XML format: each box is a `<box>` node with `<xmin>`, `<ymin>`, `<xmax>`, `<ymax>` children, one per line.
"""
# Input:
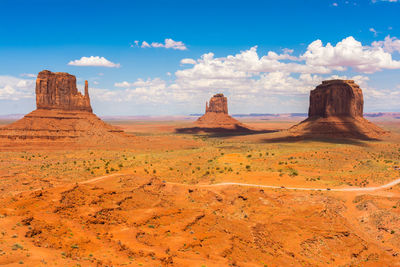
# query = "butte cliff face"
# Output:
<box><xmin>0</xmin><ymin>70</ymin><xmax>129</xmax><ymax>146</ymax></box>
<box><xmin>205</xmin><ymin>93</ymin><xmax>228</xmax><ymax>114</ymax></box>
<box><xmin>308</xmin><ymin>80</ymin><xmax>363</xmax><ymax>118</ymax></box>
<box><xmin>36</xmin><ymin>70</ymin><xmax>92</xmax><ymax>112</ymax></box>
<box><xmin>290</xmin><ymin>80</ymin><xmax>387</xmax><ymax>139</ymax></box>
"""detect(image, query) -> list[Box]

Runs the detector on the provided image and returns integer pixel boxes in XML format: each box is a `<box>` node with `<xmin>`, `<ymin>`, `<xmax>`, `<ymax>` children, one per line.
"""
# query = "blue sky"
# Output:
<box><xmin>0</xmin><ymin>0</ymin><xmax>400</xmax><ymax>115</ymax></box>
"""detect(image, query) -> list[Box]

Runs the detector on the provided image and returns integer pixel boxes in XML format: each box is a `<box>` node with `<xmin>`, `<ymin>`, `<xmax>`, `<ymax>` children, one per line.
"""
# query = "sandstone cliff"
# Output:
<box><xmin>308</xmin><ymin>80</ymin><xmax>363</xmax><ymax>118</ymax></box>
<box><xmin>36</xmin><ymin>70</ymin><xmax>92</xmax><ymax>112</ymax></box>
<box><xmin>205</xmin><ymin>93</ymin><xmax>228</xmax><ymax>114</ymax></box>
<box><xmin>290</xmin><ymin>80</ymin><xmax>387</xmax><ymax>139</ymax></box>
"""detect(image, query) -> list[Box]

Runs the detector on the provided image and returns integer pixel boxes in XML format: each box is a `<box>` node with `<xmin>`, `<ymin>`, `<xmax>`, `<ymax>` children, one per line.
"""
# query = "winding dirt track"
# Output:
<box><xmin>13</xmin><ymin>173</ymin><xmax>400</xmax><ymax>195</ymax></box>
<box><xmin>198</xmin><ymin>178</ymin><xmax>400</xmax><ymax>192</ymax></box>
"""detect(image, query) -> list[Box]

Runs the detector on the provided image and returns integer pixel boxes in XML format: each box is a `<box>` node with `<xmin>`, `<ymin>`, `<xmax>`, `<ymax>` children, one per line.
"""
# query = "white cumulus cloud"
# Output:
<box><xmin>300</xmin><ymin>36</ymin><xmax>400</xmax><ymax>73</ymax></box>
<box><xmin>137</xmin><ymin>38</ymin><xmax>187</xmax><ymax>50</ymax></box>
<box><xmin>68</xmin><ymin>56</ymin><xmax>120</xmax><ymax>68</ymax></box>
<box><xmin>20</xmin><ymin>73</ymin><xmax>36</xmax><ymax>78</ymax></box>
<box><xmin>141</xmin><ymin>41</ymin><xmax>151</xmax><ymax>48</ymax></box>
<box><xmin>372</xmin><ymin>35</ymin><xmax>400</xmax><ymax>53</ymax></box>
<box><xmin>0</xmin><ymin>76</ymin><xmax>35</xmax><ymax>100</ymax></box>
<box><xmin>180</xmin><ymin>58</ymin><xmax>197</xmax><ymax>65</ymax></box>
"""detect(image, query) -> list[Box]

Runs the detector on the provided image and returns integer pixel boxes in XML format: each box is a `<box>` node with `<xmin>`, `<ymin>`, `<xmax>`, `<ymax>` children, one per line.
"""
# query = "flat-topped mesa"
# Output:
<box><xmin>36</xmin><ymin>70</ymin><xmax>92</xmax><ymax>112</ymax></box>
<box><xmin>308</xmin><ymin>79</ymin><xmax>363</xmax><ymax>118</ymax></box>
<box><xmin>205</xmin><ymin>93</ymin><xmax>228</xmax><ymax>114</ymax></box>
<box><xmin>289</xmin><ymin>79</ymin><xmax>387</xmax><ymax>139</ymax></box>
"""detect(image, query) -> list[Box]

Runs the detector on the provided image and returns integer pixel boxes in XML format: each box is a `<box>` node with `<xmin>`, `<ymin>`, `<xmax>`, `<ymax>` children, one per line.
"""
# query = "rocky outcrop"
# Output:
<box><xmin>36</xmin><ymin>70</ymin><xmax>92</xmax><ymax>112</ymax></box>
<box><xmin>308</xmin><ymin>80</ymin><xmax>363</xmax><ymax>118</ymax></box>
<box><xmin>290</xmin><ymin>80</ymin><xmax>387</xmax><ymax>139</ymax></box>
<box><xmin>205</xmin><ymin>93</ymin><xmax>228</xmax><ymax>114</ymax></box>
<box><xmin>0</xmin><ymin>70</ymin><xmax>129</xmax><ymax>146</ymax></box>
<box><xmin>182</xmin><ymin>93</ymin><xmax>250</xmax><ymax>132</ymax></box>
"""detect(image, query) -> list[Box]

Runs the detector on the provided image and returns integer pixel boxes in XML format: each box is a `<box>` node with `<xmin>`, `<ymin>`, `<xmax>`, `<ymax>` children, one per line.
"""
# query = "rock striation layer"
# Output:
<box><xmin>0</xmin><ymin>70</ymin><xmax>129</xmax><ymax>146</ymax></box>
<box><xmin>290</xmin><ymin>80</ymin><xmax>387</xmax><ymax>139</ymax></box>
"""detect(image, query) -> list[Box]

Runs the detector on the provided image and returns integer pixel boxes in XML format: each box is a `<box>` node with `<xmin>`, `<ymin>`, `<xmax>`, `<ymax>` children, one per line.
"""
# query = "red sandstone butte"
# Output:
<box><xmin>290</xmin><ymin>80</ymin><xmax>387</xmax><ymax>139</ymax></box>
<box><xmin>205</xmin><ymin>93</ymin><xmax>228</xmax><ymax>114</ymax></box>
<box><xmin>36</xmin><ymin>70</ymin><xmax>92</xmax><ymax>112</ymax></box>
<box><xmin>195</xmin><ymin>93</ymin><xmax>249</xmax><ymax>130</ymax></box>
<box><xmin>0</xmin><ymin>70</ymin><xmax>127</xmax><ymax>145</ymax></box>
<box><xmin>308</xmin><ymin>80</ymin><xmax>363</xmax><ymax>118</ymax></box>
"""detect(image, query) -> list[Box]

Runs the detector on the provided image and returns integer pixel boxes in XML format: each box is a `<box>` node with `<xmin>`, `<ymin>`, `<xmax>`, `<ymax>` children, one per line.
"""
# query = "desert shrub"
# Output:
<box><xmin>12</xmin><ymin>243</ymin><xmax>23</xmax><ymax>250</ymax></box>
<box><xmin>289</xmin><ymin>169</ymin><xmax>299</xmax><ymax>177</ymax></box>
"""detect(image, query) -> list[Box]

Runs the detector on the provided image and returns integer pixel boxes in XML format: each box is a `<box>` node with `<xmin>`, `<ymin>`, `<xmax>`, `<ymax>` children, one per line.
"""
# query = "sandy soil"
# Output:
<box><xmin>0</xmin><ymin>118</ymin><xmax>400</xmax><ymax>266</ymax></box>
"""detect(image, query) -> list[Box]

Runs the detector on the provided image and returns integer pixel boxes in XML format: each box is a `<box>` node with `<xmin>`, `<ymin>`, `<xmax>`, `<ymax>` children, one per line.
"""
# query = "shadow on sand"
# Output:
<box><xmin>175</xmin><ymin>125</ymin><xmax>278</xmax><ymax>137</ymax></box>
<box><xmin>261</xmin><ymin>116</ymin><xmax>385</xmax><ymax>146</ymax></box>
<box><xmin>261</xmin><ymin>134</ymin><xmax>374</xmax><ymax>146</ymax></box>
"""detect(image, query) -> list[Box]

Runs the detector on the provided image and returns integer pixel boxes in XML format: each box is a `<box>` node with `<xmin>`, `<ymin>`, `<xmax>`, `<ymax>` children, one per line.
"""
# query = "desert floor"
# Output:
<box><xmin>1</xmin><ymin>118</ymin><xmax>400</xmax><ymax>266</ymax></box>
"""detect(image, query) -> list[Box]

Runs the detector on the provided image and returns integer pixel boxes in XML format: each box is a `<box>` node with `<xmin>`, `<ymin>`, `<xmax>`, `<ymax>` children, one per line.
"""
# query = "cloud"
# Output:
<box><xmin>369</xmin><ymin>27</ymin><xmax>378</xmax><ymax>36</ymax></box>
<box><xmin>300</xmin><ymin>36</ymin><xmax>400</xmax><ymax>73</ymax></box>
<box><xmin>372</xmin><ymin>35</ymin><xmax>400</xmax><ymax>53</ymax></box>
<box><xmin>68</xmin><ymin>35</ymin><xmax>400</xmax><ymax>114</ymax></box>
<box><xmin>174</xmin><ymin>36</ymin><xmax>400</xmax><ymax>82</ymax></box>
<box><xmin>0</xmin><ymin>76</ymin><xmax>35</xmax><ymax>100</ymax></box>
<box><xmin>141</xmin><ymin>41</ymin><xmax>151</xmax><ymax>48</ymax></box>
<box><xmin>180</xmin><ymin>58</ymin><xmax>196</xmax><ymax>65</ymax></box>
<box><xmin>372</xmin><ymin>0</ymin><xmax>398</xmax><ymax>2</ymax></box>
<box><xmin>97</xmin><ymin>35</ymin><xmax>390</xmax><ymax>112</ymax></box>
<box><xmin>20</xmin><ymin>73</ymin><xmax>36</xmax><ymax>78</ymax></box>
<box><xmin>68</xmin><ymin>56</ymin><xmax>120</xmax><ymax>68</ymax></box>
<box><xmin>282</xmin><ymin>48</ymin><xmax>294</xmax><ymax>54</ymax></box>
<box><xmin>114</xmin><ymin>81</ymin><xmax>132</xmax><ymax>88</ymax></box>
<box><xmin>137</xmin><ymin>39</ymin><xmax>187</xmax><ymax>50</ymax></box>
<box><xmin>4</xmin><ymin>35</ymin><xmax>400</xmax><ymax>115</ymax></box>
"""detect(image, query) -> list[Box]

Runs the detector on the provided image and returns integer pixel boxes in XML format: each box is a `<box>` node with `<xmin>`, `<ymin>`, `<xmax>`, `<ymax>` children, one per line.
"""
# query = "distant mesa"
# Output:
<box><xmin>289</xmin><ymin>79</ymin><xmax>387</xmax><ymax>139</ymax></box>
<box><xmin>0</xmin><ymin>70</ymin><xmax>129</xmax><ymax>146</ymax></box>
<box><xmin>177</xmin><ymin>93</ymin><xmax>252</xmax><ymax>133</ymax></box>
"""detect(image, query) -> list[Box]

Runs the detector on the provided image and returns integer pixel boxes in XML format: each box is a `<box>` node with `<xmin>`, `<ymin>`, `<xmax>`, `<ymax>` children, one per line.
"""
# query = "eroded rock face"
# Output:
<box><xmin>205</xmin><ymin>93</ymin><xmax>228</xmax><ymax>114</ymax></box>
<box><xmin>36</xmin><ymin>70</ymin><xmax>92</xmax><ymax>112</ymax></box>
<box><xmin>308</xmin><ymin>80</ymin><xmax>363</xmax><ymax>118</ymax></box>
<box><xmin>289</xmin><ymin>79</ymin><xmax>387</xmax><ymax>139</ymax></box>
